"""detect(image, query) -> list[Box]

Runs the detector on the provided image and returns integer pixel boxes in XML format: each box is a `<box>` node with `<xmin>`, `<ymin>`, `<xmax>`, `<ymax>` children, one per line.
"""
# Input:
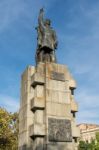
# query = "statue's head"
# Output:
<box><xmin>44</xmin><ymin>19</ymin><xmax>51</xmax><ymax>26</ymax></box>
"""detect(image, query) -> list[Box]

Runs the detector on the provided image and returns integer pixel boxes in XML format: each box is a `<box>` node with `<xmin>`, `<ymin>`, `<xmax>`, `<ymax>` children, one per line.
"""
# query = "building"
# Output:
<box><xmin>78</xmin><ymin>123</ymin><xmax>99</xmax><ymax>143</ymax></box>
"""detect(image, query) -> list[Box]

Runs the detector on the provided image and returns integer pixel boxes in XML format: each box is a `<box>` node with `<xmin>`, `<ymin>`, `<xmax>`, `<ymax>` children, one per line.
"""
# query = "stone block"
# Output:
<box><xmin>21</xmin><ymin>66</ymin><xmax>35</xmax><ymax>95</ymax></box>
<box><xmin>69</xmin><ymin>79</ymin><xmax>76</xmax><ymax>89</ymax></box>
<box><xmin>58</xmin><ymin>91</ymin><xmax>70</xmax><ymax>104</ymax></box>
<box><xmin>19</xmin><ymin>132</ymin><xmax>32</xmax><ymax>150</ymax></box>
<box><xmin>36</xmin><ymin>62</ymin><xmax>45</xmax><ymax>75</ymax></box>
<box><xmin>29</xmin><ymin>124</ymin><xmax>45</xmax><ymax>138</ymax></box>
<box><xmin>21</xmin><ymin>66</ymin><xmax>35</xmax><ymax>82</ymax></box>
<box><xmin>46</xmin><ymin>89</ymin><xmax>70</xmax><ymax>104</ymax></box>
<box><xmin>65</xmin><ymin>80</ymin><xmax>70</xmax><ymax>90</ymax></box>
<box><xmin>47</xmin><ymin>142</ymin><xmax>73</xmax><ymax>150</ymax></box>
<box><xmin>46</xmin><ymin>79</ymin><xmax>66</xmax><ymax>91</ymax></box>
<box><xmin>20</xmin><ymin>79</ymin><xmax>34</xmax><ymax>107</ymax></box>
<box><xmin>34</xmin><ymin>85</ymin><xmax>44</xmax><ymax>97</ymax></box>
<box><xmin>46</xmin><ymin>102</ymin><xmax>71</xmax><ymax>117</ymax></box>
<box><xmin>19</xmin><ymin>117</ymin><xmax>33</xmax><ymax>133</ymax></box>
<box><xmin>71</xmin><ymin>100</ymin><xmax>78</xmax><ymax>112</ymax></box>
<box><xmin>31</xmin><ymin>73</ymin><xmax>45</xmax><ymax>87</ymax></box>
<box><xmin>31</xmin><ymin>97</ymin><xmax>45</xmax><ymax>111</ymax></box>
<box><xmin>33</xmin><ymin>137</ymin><xmax>44</xmax><ymax>150</ymax></box>
<box><xmin>34</xmin><ymin>110</ymin><xmax>44</xmax><ymax>124</ymax></box>
<box><xmin>46</xmin><ymin>89</ymin><xmax>58</xmax><ymax>102</ymax></box>
<box><xmin>19</xmin><ymin>104</ymin><xmax>33</xmax><ymax>121</ymax></box>
<box><xmin>71</xmin><ymin>122</ymin><xmax>80</xmax><ymax>138</ymax></box>
<box><xmin>19</xmin><ymin>131</ymin><xmax>28</xmax><ymax>146</ymax></box>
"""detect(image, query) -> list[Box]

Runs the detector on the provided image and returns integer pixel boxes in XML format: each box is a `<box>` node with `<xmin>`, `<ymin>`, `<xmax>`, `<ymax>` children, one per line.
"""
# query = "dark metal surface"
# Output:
<box><xmin>35</xmin><ymin>8</ymin><xmax>58</xmax><ymax>64</ymax></box>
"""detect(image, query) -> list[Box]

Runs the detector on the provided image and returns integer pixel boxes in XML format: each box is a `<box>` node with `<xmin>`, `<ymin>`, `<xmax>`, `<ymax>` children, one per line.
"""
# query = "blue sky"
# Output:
<box><xmin>0</xmin><ymin>0</ymin><xmax>99</xmax><ymax>124</ymax></box>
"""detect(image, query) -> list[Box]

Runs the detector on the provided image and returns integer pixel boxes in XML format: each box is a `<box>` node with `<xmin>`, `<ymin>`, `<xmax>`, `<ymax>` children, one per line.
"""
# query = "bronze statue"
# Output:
<box><xmin>36</xmin><ymin>8</ymin><xmax>58</xmax><ymax>63</ymax></box>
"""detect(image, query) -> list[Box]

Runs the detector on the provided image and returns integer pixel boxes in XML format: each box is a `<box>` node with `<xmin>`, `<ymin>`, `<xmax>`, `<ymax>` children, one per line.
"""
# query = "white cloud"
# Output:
<box><xmin>0</xmin><ymin>94</ymin><xmax>19</xmax><ymax>112</ymax></box>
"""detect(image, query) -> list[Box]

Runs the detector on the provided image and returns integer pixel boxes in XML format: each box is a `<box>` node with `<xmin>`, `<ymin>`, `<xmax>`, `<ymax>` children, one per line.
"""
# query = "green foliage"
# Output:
<box><xmin>95</xmin><ymin>132</ymin><xmax>99</xmax><ymax>150</ymax></box>
<box><xmin>78</xmin><ymin>141</ymin><xmax>86</xmax><ymax>149</ymax></box>
<box><xmin>78</xmin><ymin>140</ymin><xmax>95</xmax><ymax>150</ymax></box>
<box><xmin>79</xmin><ymin>132</ymin><xmax>99</xmax><ymax>150</ymax></box>
<box><xmin>0</xmin><ymin>107</ymin><xmax>18</xmax><ymax>150</ymax></box>
<box><xmin>96</xmin><ymin>132</ymin><xmax>99</xmax><ymax>142</ymax></box>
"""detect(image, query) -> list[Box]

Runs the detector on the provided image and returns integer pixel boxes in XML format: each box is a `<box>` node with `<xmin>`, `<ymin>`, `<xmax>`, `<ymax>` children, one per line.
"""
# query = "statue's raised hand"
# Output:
<box><xmin>40</xmin><ymin>8</ymin><xmax>44</xmax><ymax>13</ymax></box>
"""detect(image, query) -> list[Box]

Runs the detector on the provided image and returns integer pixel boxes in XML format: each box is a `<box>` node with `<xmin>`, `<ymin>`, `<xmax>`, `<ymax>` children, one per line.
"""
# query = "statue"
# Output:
<box><xmin>36</xmin><ymin>8</ymin><xmax>58</xmax><ymax>63</ymax></box>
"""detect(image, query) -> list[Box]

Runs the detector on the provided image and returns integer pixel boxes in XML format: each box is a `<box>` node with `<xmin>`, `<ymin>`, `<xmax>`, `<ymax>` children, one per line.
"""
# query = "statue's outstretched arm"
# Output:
<box><xmin>38</xmin><ymin>8</ymin><xmax>45</xmax><ymax>30</ymax></box>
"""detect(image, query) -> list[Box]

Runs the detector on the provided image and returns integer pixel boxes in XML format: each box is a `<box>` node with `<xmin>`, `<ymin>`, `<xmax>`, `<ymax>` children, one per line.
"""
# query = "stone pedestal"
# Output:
<box><xmin>19</xmin><ymin>62</ymin><xmax>80</xmax><ymax>150</ymax></box>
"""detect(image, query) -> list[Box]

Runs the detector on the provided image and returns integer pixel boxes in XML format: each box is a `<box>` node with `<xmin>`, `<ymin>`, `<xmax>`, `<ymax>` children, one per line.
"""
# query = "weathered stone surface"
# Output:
<box><xmin>34</xmin><ymin>85</ymin><xmax>44</xmax><ymax>97</ymax></box>
<box><xmin>19</xmin><ymin>63</ymin><xmax>80</xmax><ymax>150</ymax></box>
<box><xmin>34</xmin><ymin>110</ymin><xmax>44</xmax><ymax>124</ymax></box>
<box><xmin>19</xmin><ymin>132</ymin><xmax>28</xmax><ymax>146</ymax></box>
<box><xmin>31</xmin><ymin>73</ymin><xmax>45</xmax><ymax>87</ymax></box>
<box><xmin>71</xmin><ymin>100</ymin><xmax>78</xmax><ymax>112</ymax></box>
<box><xmin>47</xmin><ymin>143</ymin><xmax>73</xmax><ymax>150</ymax></box>
<box><xmin>51</xmin><ymin>71</ymin><xmax>65</xmax><ymax>81</ymax></box>
<box><xmin>31</xmin><ymin>97</ymin><xmax>45</xmax><ymax>111</ymax></box>
<box><xmin>29</xmin><ymin>124</ymin><xmax>45</xmax><ymax>138</ymax></box>
<box><xmin>33</xmin><ymin>137</ymin><xmax>44</xmax><ymax>150</ymax></box>
<box><xmin>69</xmin><ymin>79</ymin><xmax>76</xmax><ymax>89</ymax></box>
<box><xmin>18</xmin><ymin>144</ymin><xmax>27</xmax><ymax>150</ymax></box>
<box><xmin>48</xmin><ymin>118</ymin><xmax>72</xmax><ymax>142</ymax></box>
<box><xmin>71</xmin><ymin>122</ymin><xmax>80</xmax><ymax>138</ymax></box>
<box><xmin>45</xmin><ymin>63</ymin><xmax>67</xmax><ymax>77</ymax></box>
<box><xmin>19</xmin><ymin>118</ymin><xmax>33</xmax><ymax>133</ymax></box>
<box><xmin>46</xmin><ymin>79</ymin><xmax>66</xmax><ymax>91</ymax></box>
<box><xmin>19</xmin><ymin>144</ymin><xmax>33</xmax><ymax>150</ymax></box>
<box><xmin>46</xmin><ymin>102</ymin><xmax>71</xmax><ymax>117</ymax></box>
<box><xmin>36</xmin><ymin>62</ymin><xmax>45</xmax><ymax>75</ymax></box>
<box><xmin>19</xmin><ymin>66</ymin><xmax>35</xmax><ymax>149</ymax></box>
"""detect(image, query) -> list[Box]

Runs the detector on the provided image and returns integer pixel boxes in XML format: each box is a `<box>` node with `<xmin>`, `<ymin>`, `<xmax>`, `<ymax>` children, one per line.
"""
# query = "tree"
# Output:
<box><xmin>0</xmin><ymin>107</ymin><xmax>18</xmax><ymax>150</ymax></box>
<box><xmin>78</xmin><ymin>132</ymin><xmax>99</xmax><ymax>150</ymax></box>
<box><xmin>94</xmin><ymin>132</ymin><xmax>99</xmax><ymax>150</ymax></box>
<box><xmin>78</xmin><ymin>140</ymin><xmax>93</xmax><ymax>150</ymax></box>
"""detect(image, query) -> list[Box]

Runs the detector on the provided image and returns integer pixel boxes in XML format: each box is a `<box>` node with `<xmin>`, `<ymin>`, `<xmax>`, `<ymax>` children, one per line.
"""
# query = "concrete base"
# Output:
<box><xmin>19</xmin><ymin>62</ymin><xmax>80</xmax><ymax>150</ymax></box>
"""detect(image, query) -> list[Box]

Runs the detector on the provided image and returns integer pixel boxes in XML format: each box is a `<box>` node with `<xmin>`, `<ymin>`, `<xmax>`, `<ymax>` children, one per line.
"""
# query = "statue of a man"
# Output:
<box><xmin>36</xmin><ymin>8</ymin><xmax>58</xmax><ymax>63</ymax></box>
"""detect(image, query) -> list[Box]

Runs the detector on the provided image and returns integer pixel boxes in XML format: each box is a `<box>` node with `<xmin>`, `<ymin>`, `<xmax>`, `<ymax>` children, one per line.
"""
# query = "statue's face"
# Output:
<box><xmin>45</xmin><ymin>19</ymin><xmax>51</xmax><ymax>26</ymax></box>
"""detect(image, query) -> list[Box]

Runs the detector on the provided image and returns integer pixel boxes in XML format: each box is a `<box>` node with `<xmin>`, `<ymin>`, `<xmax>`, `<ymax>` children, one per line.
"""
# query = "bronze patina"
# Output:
<box><xmin>36</xmin><ymin>8</ymin><xmax>58</xmax><ymax>63</ymax></box>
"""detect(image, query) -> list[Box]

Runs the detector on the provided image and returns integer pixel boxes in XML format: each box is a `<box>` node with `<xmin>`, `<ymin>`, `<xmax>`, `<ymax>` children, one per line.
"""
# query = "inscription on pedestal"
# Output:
<box><xmin>48</xmin><ymin>118</ymin><xmax>72</xmax><ymax>142</ymax></box>
<box><xmin>51</xmin><ymin>71</ymin><xmax>65</xmax><ymax>81</ymax></box>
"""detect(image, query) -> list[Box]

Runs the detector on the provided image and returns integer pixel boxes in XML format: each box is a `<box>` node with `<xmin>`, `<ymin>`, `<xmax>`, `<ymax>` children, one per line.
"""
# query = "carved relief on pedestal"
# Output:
<box><xmin>48</xmin><ymin>118</ymin><xmax>72</xmax><ymax>142</ymax></box>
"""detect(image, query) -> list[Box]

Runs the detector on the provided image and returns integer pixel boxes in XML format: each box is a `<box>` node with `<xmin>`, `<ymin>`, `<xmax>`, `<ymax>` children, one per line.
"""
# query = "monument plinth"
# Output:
<box><xmin>19</xmin><ymin>8</ymin><xmax>80</xmax><ymax>150</ymax></box>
